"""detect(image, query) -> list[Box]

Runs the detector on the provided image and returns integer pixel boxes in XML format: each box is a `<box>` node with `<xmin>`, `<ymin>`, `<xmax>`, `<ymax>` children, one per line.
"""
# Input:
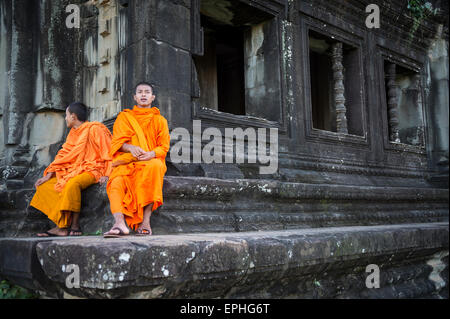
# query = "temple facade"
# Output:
<box><xmin>0</xmin><ymin>0</ymin><xmax>448</xmax><ymax>298</ymax></box>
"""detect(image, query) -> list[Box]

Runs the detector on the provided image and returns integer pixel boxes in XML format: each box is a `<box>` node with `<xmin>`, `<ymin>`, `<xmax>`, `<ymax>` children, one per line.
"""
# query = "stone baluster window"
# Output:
<box><xmin>308</xmin><ymin>30</ymin><xmax>364</xmax><ymax>136</ymax></box>
<box><xmin>383</xmin><ymin>61</ymin><xmax>425</xmax><ymax>147</ymax></box>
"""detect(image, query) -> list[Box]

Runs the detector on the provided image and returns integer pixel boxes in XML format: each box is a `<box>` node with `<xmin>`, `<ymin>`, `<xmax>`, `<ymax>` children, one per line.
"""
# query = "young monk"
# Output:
<box><xmin>103</xmin><ymin>82</ymin><xmax>170</xmax><ymax>237</ymax></box>
<box><xmin>30</xmin><ymin>102</ymin><xmax>112</xmax><ymax>236</ymax></box>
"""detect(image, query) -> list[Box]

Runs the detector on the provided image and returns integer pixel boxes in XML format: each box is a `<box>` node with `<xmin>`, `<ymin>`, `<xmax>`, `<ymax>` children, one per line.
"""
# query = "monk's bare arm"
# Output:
<box><xmin>35</xmin><ymin>171</ymin><xmax>55</xmax><ymax>188</ymax></box>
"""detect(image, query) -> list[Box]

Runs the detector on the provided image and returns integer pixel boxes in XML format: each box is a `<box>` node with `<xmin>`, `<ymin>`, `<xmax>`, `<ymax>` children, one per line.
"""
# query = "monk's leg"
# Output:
<box><xmin>69</xmin><ymin>211</ymin><xmax>82</xmax><ymax>236</ymax></box>
<box><xmin>103</xmin><ymin>212</ymin><xmax>130</xmax><ymax>236</ymax></box>
<box><xmin>135</xmin><ymin>159</ymin><xmax>166</xmax><ymax>235</ymax></box>
<box><xmin>59</xmin><ymin>172</ymin><xmax>96</xmax><ymax>236</ymax></box>
<box><xmin>137</xmin><ymin>203</ymin><xmax>153</xmax><ymax>235</ymax></box>
<box><xmin>33</xmin><ymin>177</ymin><xmax>69</xmax><ymax>237</ymax></box>
<box><xmin>104</xmin><ymin>176</ymin><xmax>130</xmax><ymax>236</ymax></box>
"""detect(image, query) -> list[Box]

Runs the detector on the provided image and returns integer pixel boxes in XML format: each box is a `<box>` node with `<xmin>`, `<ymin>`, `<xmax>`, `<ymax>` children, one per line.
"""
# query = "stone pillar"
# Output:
<box><xmin>425</xmin><ymin>24</ymin><xmax>449</xmax><ymax>187</ymax></box>
<box><xmin>331</xmin><ymin>42</ymin><xmax>348</xmax><ymax>134</ymax></box>
<box><xmin>386</xmin><ymin>63</ymin><xmax>401</xmax><ymax>143</ymax></box>
<box><xmin>1</xmin><ymin>0</ymin><xmax>79</xmax><ymax>189</ymax></box>
<box><xmin>3</xmin><ymin>0</ymin><xmax>36</xmax><ymax>146</ymax></box>
<box><xmin>124</xmin><ymin>0</ymin><xmax>192</xmax><ymax>129</ymax></box>
<box><xmin>82</xmin><ymin>0</ymin><xmax>122</xmax><ymax>123</ymax></box>
<box><xmin>401</xmin><ymin>73</ymin><xmax>425</xmax><ymax>146</ymax></box>
<box><xmin>0</xmin><ymin>1</ymin><xmax>12</xmax><ymax>162</ymax></box>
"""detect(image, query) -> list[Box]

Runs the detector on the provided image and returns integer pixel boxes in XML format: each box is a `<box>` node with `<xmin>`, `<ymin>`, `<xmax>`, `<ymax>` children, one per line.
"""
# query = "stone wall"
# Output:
<box><xmin>0</xmin><ymin>0</ymin><xmax>448</xmax><ymax>299</ymax></box>
<box><xmin>0</xmin><ymin>0</ymin><xmax>448</xmax><ymax>192</ymax></box>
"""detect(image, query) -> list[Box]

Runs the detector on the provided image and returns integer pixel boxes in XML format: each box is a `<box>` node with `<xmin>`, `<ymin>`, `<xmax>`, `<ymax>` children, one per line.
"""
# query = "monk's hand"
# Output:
<box><xmin>125</xmin><ymin>144</ymin><xmax>146</xmax><ymax>158</ymax></box>
<box><xmin>99</xmin><ymin>176</ymin><xmax>109</xmax><ymax>184</ymax></box>
<box><xmin>138</xmin><ymin>151</ymin><xmax>156</xmax><ymax>161</ymax></box>
<box><xmin>35</xmin><ymin>174</ymin><xmax>52</xmax><ymax>188</ymax></box>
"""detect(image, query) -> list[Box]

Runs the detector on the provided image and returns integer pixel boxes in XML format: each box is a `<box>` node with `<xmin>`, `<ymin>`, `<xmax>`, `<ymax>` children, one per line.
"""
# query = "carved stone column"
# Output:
<box><xmin>82</xmin><ymin>0</ymin><xmax>122</xmax><ymax>123</ymax></box>
<box><xmin>386</xmin><ymin>63</ymin><xmax>400</xmax><ymax>143</ymax></box>
<box><xmin>404</xmin><ymin>73</ymin><xmax>425</xmax><ymax>146</ymax></box>
<box><xmin>331</xmin><ymin>42</ymin><xmax>348</xmax><ymax>134</ymax></box>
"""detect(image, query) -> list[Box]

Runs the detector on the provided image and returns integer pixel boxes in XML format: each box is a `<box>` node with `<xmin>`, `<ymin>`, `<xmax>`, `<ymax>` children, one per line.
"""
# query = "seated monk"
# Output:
<box><xmin>30</xmin><ymin>102</ymin><xmax>112</xmax><ymax>236</ymax></box>
<box><xmin>103</xmin><ymin>82</ymin><xmax>170</xmax><ymax>237</ymax></box>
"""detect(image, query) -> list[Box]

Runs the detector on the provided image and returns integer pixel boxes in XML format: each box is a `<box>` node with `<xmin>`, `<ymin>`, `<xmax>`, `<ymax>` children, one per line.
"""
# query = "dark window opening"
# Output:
<box><xmin>193</xmin><ymin>16</ymin><xmax>246</xmax><ymax>115</ymax></box>
<box><xmin>310</xmin><ymin>42</ymin><xmax>334</xmax><ymax>132</ymax></box>
<box><xmin>215</xmin><ymin>23</ymin><xmax>246</xmax><ymax>115</ymax></box>
<box><xmin>308</xmin><ymin>30</ymin><xmax>364</xmax><ymax>136</ymax></box>
<box><xmin>193</xmin><ymin>0</ymin><xmax>280</xmax><ymax>121</ymax></box>
<box><xmin>384</xmin><ymin>61</ymin><xmax>425</xmax><ymax>146</ymax></box>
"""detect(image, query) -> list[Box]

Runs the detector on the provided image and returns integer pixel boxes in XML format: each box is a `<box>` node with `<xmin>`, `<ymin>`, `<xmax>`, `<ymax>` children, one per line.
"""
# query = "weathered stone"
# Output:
<box><xmin>0</xmin><ymin>0</ymin><xmax>448</xmax><ymax>300</ymax></box>
<box><xmin>199</xmin><ymin>163</ymin><xmax>244</xmax><ymax>179</ymax></box>
<box><xmin>154</xmin><ymin>0</ymin><xmax>191</xmax><ymax>50</ymax></box>
<box><xmin>0</xmin><ymin>237</ymin><xmax>61</xmax><ymax>295</ymax></box>
<box><xmin>28</xmin><ymin>113</ymin><xmax>66</xmax><ymax>147</ymax></box>
<box><xmin>126</xmin><ymin>38</ymin><xmax>191</xmax><ymax>95</ymax></box>
<box><xmin>4</xmin><ymin>176</ymin><xmax>448</xmax><ymax>237</ymax></box>
<box><xmin>0</xmin><ymin>222</ymin><xmax>446</xmax><ymax>298</ymax></box>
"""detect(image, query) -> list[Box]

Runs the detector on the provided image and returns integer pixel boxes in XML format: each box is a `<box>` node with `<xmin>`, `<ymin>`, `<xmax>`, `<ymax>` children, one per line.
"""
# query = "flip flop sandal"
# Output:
<box><xmin>37</xmin><ymin>230</ymin><xmax>67</xmax><ymax>237</ymax></box>
<box><xmin>136</xmin><ymin>228</ymin><xmax>152</xmax><ymax>236</ymax></box>
<box><xmin>103</xmin><ymin>227</ymin><xmax>129</xmax><ymax>238</ymax></box>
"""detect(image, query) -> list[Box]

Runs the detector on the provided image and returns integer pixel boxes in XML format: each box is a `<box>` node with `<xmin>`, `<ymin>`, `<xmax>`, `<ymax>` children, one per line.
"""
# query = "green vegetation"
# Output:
<box><xmin>406</xmin><ymin>0</ymin><xmax>439</xmax><ymax>42</ymax></box>
<box><xmin>83</xmin><ymin>229</ymin><xmax>104</xmax><ymax>236</ymax></box>
<box><xmin>0</xmin><ymin>280</ymin><xmax>38</xmax><ymax>299</ymax></box>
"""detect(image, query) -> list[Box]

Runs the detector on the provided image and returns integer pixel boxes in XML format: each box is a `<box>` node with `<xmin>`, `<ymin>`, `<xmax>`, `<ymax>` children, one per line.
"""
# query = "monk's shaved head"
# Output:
<box><xmin>67</xmin><ymin>102</ymin><xmax>88</xmax><ymax>122</ymax></box>
<box><xmin>134</xmin><ymin>81</ymin><xmax>154</xmax><ymax>94</ymax></box>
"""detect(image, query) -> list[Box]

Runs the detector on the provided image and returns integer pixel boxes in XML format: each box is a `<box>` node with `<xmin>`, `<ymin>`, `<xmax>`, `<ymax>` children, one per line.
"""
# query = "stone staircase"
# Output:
<box><xmin>0</xmin><ymin>176</ymin><xmax>448</xmax><ymax>298</ymax></box>
<box><xmin>1</xmin><ymin>146</ymin><xmax>32</xmax><ymax>190</ymax></box>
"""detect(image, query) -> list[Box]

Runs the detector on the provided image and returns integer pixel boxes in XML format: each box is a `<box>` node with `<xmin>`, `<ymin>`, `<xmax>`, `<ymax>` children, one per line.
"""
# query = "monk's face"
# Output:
<box><xmin>134</xmin><ymin>84</ymin><xmax>155</xmax><ymax>107</ymax></box>
<box><xmin>65</xmin><ymin>107</ymin><xmax>77</xmax><ymax>128</ymax></box>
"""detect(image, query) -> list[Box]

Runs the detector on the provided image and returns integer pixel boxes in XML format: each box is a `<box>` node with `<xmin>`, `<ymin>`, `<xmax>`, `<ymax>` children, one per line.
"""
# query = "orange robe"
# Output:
<box><xmin>30</xmin><ymin>121</ymin><xmax>113</xmax><ymax>227</ymax></box>
<box><xmin>107</xmin><ymin>105</ymin><xmax>170</xmax><ymax>230</ymax></box>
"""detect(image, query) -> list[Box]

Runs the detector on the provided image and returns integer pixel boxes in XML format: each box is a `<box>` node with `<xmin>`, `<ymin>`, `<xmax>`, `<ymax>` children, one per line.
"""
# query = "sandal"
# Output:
<box><xmin>36</xmin><ymin>229</ymin><xmax>68</xmax><ymax>237</ymax></box>
<box><xmin>136</xmin><ymin>228</ymin><xmax>152</xmax><ymax>236</ymax></box>
<box><xmin>103</xmin><ymin>227</ymin><xmax>129</xmax><ymax>238</ymax></box>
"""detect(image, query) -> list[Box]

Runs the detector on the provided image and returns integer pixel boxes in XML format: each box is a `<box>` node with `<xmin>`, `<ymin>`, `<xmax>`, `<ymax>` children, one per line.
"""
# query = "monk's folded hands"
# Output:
<box><xmin>137</xmin><ymin>151</ymin><xmax>156</xmax><ymax>161</ymax></box>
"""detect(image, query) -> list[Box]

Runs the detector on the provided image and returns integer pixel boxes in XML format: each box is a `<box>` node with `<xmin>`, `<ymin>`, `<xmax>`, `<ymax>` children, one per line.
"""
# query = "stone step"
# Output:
<box><xmin>2</xmin><ymin>177</ymin><xmax>449</xmax><ymax>237</ymax></box>
<box><xmin>1</xmin><ymin>166</ymin><xmax>29</xmax><ymax>179</ymax></box>
<box><xmin>5</xmin><ymin>179</ymin><xmax>25</xmax><ymax>190</ymax></box>
<box><xmin>0</xmin><ymin>222</ymin><xmax>448</xmax><ymax>298</ymax></box>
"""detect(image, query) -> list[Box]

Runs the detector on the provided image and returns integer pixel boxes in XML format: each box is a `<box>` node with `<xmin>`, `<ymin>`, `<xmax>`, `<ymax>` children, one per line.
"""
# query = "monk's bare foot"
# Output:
<box><xmin>37</xmin><ymin>227</ymin><xmax>69</xmax><ymax>237</ymax></box>
<box><xmin>69</xmin><ymin>227</ymin><xmax>83</xmax><ymax>236</ymax></box>
<box><xmin>103</xmin><ymin>223</ymin><xmax>129</xmax><ymax>237</ymax></box>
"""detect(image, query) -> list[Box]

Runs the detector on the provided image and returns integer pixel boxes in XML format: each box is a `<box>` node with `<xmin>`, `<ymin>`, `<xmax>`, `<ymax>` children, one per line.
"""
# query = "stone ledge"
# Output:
<box><xmin>1</xmin><ymin>222</ymin><xmax>448</xmax><ymax>298</ymax></box>
<box><xmin>4</xmin><ymin>176</ymin><xmax>449</xmax><ymax>237</ymax></box>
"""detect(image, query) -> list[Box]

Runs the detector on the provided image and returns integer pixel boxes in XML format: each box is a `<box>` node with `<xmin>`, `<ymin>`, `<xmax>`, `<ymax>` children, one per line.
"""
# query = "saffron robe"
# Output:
<box><xmin>30</xmin><ymin>121</ymin><xmax>113</xmax><ymax>228</ymax></box>
<box><xmin>106</xmin><ymin>105</ymin><xmax>170</xmax><ymax>230</ymax></box>
<box><xmin>31</xmin><ymin>172</ymin><xmax>96</xmax><ymax>228</ymax></box>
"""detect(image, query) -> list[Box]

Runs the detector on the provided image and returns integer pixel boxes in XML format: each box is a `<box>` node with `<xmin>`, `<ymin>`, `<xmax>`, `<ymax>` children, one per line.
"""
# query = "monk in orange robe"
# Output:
<box><xmin>103</xmin><ymin>82</ymin><xmax>170</xmax><ymax>237</ymax></box>
<box><xmin>30</xmin><ymin>102</ymin><xmax>112</xmax><ymax>236</ymax></box>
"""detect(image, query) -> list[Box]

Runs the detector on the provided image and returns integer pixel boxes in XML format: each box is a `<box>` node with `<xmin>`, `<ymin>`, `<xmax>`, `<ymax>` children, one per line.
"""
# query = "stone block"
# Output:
<box><xmin>153</xmin><ymin>0</ymin><xmax>191</xmax><ymax>50</ymax></box>
<box><xmin>125</xmin><ymin>38</ymin><xmax>191</xmax><ymax>96</ymax></box>
<box><xmin>0</xmin><ymin>222</ymin><xmax>445</xmax><ymax>298</ymax></box>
